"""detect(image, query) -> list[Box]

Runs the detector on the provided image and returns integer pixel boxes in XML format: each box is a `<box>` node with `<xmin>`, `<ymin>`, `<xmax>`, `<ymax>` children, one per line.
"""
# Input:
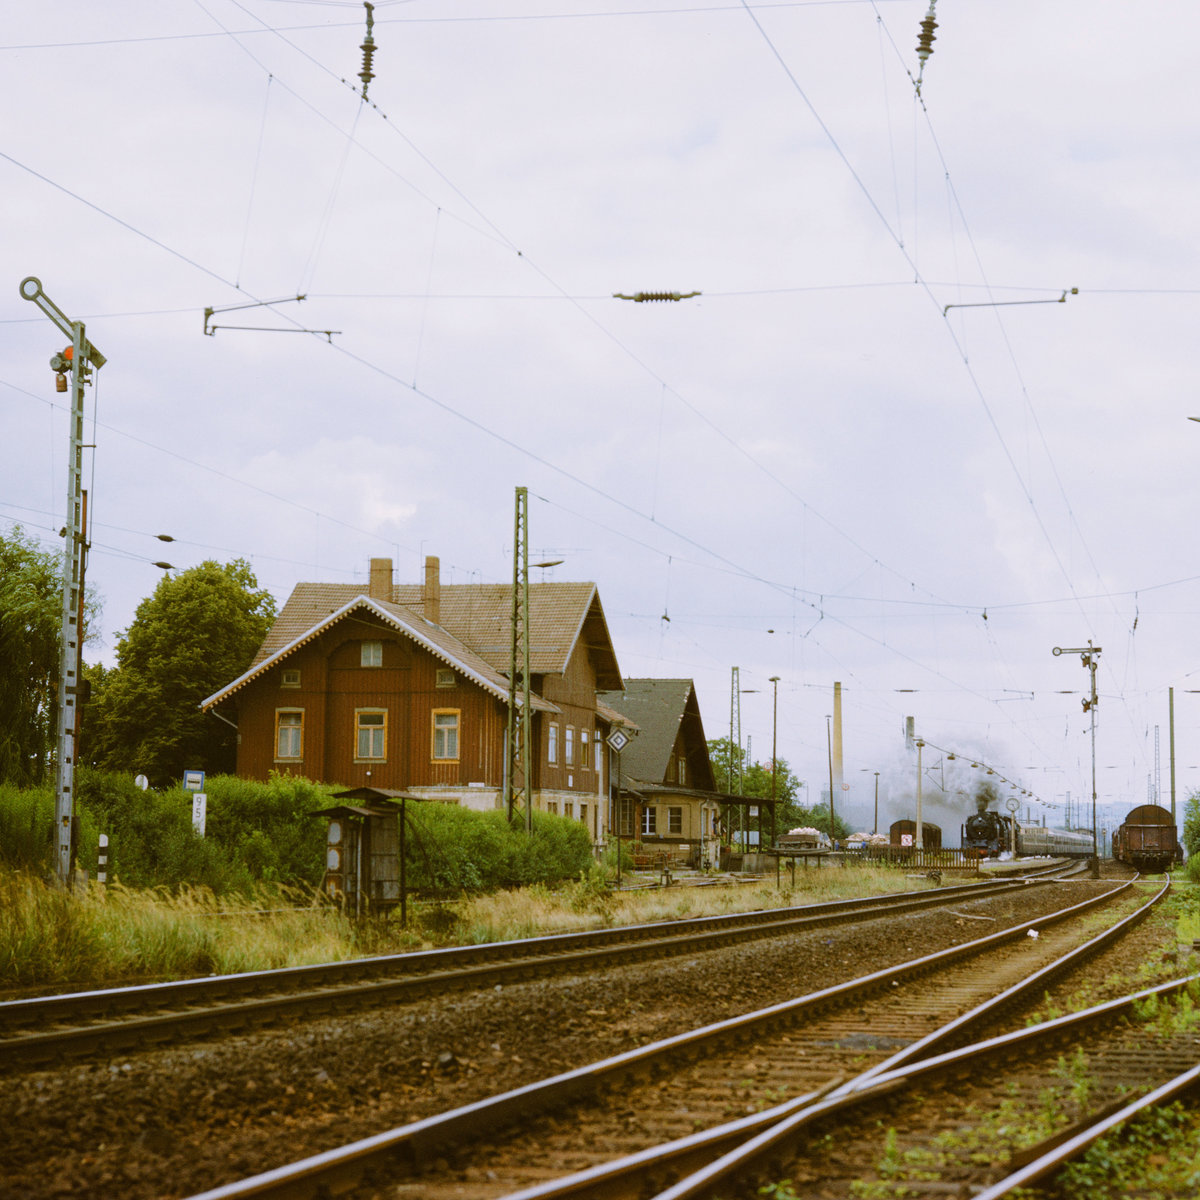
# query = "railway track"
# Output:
<box><xmin>0</xmin><ymin>870</ymin><xmax>1060</xmax><ymax>1069</ymax></box>
<box><xmin>176</xmin><ymin>866</ymin><xmax>1152</xmax><ymax>1200</ymax></box>
<box><xmin>651</xmin><ymin>882</ymin><xmax>1196</xmax><ymax>1199</ymax></box>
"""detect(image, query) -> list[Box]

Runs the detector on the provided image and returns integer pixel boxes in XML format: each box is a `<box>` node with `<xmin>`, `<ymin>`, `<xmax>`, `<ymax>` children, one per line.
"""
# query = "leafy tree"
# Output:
<box><xmin>787</xmin><ymin>800</ymin><xmax>853</xmax><ymax>843</ymax></box>
<box><xmin>83</xmin><ymin>560</ymin><xmax>275</xmax><ymax>786</ymax></box>
<box><xmin>1183</xmin><ymin>788</ymin><xmax>1200</xmax><ymax>861</ymax></box>
<box><xmin>0</xmin><ymin>527</ymin><xmax>79</xmax><ymax>785</ymax></box>
<box><xmin>707</xmin><ymin>736</ymin><xmax>809</xmax><ymax>837</ymax></box>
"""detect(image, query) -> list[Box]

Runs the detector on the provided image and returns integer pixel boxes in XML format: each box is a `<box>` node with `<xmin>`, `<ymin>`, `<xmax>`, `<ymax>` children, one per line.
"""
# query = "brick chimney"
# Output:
<box><xmin>369</xmin><ymin>557</ymin><xmax>393</xmax><ymax>601</ymax></box>
<box><xmin>424</xmin><ymin>555</ymin><xmax>440</xmax><ymax>624</ymax></box>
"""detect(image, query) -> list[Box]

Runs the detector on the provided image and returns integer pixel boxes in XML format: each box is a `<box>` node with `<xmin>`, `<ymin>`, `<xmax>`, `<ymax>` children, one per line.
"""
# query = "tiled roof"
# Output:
<box><xmin>596</xmin><ymin>678</ymin><xmax>702</xmax><ymax>784</ymax></box>
<box><xmin>251</xmin><ymin>580</ymin><xmax>621</xmax><ymax>688</ymax></box>
<box><xmin>202</xmin><ymin>596</ymin><xmax>560</xmax><ymax>713</ymax></box>
<box><xmin>595</xmin><ymin>697</ymin><xmax>637</xmax><ymax>730</ymax></box>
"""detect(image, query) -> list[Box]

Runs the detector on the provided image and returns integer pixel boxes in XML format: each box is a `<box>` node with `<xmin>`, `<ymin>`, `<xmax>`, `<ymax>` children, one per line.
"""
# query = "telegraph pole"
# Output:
<box><xmin>20</xmin><ymin>278</ymin><xmax>105</xmax><ymax>885</ymax></box>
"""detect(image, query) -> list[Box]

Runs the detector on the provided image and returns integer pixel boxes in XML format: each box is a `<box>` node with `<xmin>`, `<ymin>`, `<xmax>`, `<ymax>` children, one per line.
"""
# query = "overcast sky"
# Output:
<box><xmin>4</xmin><ymin>1</ymin><xmax>1199</xmax><ymax>836</ymax></box>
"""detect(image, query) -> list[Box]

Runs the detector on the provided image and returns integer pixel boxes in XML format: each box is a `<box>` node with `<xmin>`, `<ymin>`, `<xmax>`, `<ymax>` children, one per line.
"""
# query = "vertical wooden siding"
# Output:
<box><xmin>232</xmin><ymin>624</ymin><xmax>507</xmax><ymax>789</ymax></box>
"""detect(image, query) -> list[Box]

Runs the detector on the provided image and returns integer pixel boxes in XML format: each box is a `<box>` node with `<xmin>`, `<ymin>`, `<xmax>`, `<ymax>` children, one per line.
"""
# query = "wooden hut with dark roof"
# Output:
<box><xmin>203</xmin><ymin>557</ymin><xmax>627</xmax><ymax>838</ymax></box>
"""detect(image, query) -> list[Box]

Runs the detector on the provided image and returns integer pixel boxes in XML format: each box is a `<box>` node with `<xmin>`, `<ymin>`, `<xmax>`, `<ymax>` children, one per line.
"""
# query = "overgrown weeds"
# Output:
<box><xmin>0</xmin><ymin>868</ymin><xmax>422</xmax><ymax>988</ymax></box>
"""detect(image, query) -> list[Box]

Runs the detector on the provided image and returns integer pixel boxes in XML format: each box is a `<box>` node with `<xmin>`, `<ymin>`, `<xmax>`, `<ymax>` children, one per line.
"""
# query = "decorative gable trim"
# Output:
<box><xmin>201</xmin><ymin>596</ymin><xmax>558</xmax><ymax>714</ymax></box>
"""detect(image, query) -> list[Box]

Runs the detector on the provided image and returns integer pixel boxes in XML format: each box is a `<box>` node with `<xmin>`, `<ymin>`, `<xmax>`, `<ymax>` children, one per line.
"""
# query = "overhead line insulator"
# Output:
<box><xmin>915</xmin><ymin>0</ymin><xmax>938</xmax><ymax>93</ymax></box>
<box><xmin>359</xmin><ymin>2</ymin><xmax>376</xmax><ymax>99</ymax></box>
<box><xmin>612</xmin><ymin>290</ymin><xmax>701</xmax><ymax>303</ymax></box>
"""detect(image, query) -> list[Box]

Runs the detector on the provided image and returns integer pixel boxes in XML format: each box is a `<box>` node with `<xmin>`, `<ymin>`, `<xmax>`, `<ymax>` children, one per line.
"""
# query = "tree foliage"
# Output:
<box><xmin>1</xmin><ymin>771</ymin><xmax>596</xmax><ymax>895</ymax></box>
<box><xmin>0</xmin><ymin>527</ymin><xmax>63</xmax><ymax>785</ymax></box>
<box><xmin>1183</xmin><ymin>788</ymin><xmax>1200</xmax><ymax>861</ymax></box>
<box><xmin>707</xmin><ymin>736</ymin><xmax>813</xmax><ymax>833</ymax></box>
<box><xmin>83</xmin><ymin>560</ymin><xmax>276</xmax><ymax>787</ymax></box>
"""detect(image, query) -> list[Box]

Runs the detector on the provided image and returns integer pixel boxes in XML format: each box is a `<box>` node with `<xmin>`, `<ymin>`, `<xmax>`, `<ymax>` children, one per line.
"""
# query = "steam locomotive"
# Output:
<box><xmin>1112</xmin><ymin>804</ymin><xmax>1181</xmax><ymax>873</ymax></box>
<box><xmin>962</xmin><ymin>809</ymin><xmax>1093</xmax><ymax>859</ymax></box>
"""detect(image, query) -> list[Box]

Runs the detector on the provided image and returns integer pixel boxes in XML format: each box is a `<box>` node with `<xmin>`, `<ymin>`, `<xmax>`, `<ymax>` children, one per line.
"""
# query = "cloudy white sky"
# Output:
<box><xmin>3</xmin><ymin>1</ymin><xmax>1199</xmax><ymax>838</ymax></box>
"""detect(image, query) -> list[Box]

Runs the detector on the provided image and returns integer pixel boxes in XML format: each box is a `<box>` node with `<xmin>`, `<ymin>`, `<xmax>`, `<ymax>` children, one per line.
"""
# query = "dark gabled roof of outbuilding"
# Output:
<box><xmin>595</xmin><ymin>678</ymin><xmax>714</xmax><ymax>788</ymax></box>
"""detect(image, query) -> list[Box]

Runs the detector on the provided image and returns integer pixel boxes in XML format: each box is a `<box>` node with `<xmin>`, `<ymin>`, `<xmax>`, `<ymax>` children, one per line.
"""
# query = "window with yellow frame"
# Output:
<box><xmin>275</xmin><ymin>709</ymin><xmax>303</xmax><ymax>760</ymax></box>
<box><xmin>432</xmin><ymin>709</ymin><xmax>459</xmax><ymax>761</ymax></box>
<box><xmin>355</xmin><ymin>709</ymin><xmax>387</xmax><ymax>760</ymax></box>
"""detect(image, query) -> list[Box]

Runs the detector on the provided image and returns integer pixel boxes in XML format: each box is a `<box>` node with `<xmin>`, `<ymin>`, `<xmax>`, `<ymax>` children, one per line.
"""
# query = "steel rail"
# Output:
<box><xmin>1</xmin><ymin>875</ymin><xmax>1014</xmax><ymax>1023</ymax></box>
<box><xmin>0</xmin><ymin>874</ymin><xmax>1044</xmax><ymax>1068</ymax></box>
<box><xmin>487</xmin><ymin>874</ymin><xmax>1172</xmax><ymax>1200</ymax></box>
<box><xmin>178</xmin><ymin>870</ymin><xmax>1128</xmax><ymax>1200</ymax></box>
<box><xmin>649</xmin><ymin>971</ymin><xmax>1200</xmax><ymax>1200</ymax></box>
<box><xmin>970</xmin><ymin>1060</ymin><xmax>1200</xmax><ymax>1199</ymax></box>
<box><xmin>2</xmin><ymin>864</ymin><xmax>1077</xmax><ymax>1030</ymax></box>
<box><xmin>649</xmin><ymin>878</ymin><xmax>1179</xmax><ymax>1200</ymax></box>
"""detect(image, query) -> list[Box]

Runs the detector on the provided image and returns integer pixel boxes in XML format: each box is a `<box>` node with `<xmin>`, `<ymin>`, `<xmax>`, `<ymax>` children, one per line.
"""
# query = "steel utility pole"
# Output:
<box><xmin>1053</xmin><ymin>643</ymin><xmax>1102</xmax><ymax>876</ymax></box>
<box><xmin>915</xmin><ymin>738</ymin><xmax>925</xmax><ymax>850</ymax></box>
<box><xmin>825</xmin><ymin>714</ymin><xmax>835</xmax><ymax>842</ymax></box>
<box><xmin>503</xmin><ymin>486</ymin><xmax>532</xmax><ymax>832</ymax></box>
<box><xmin>770</xmin><ymin>676</ymin><xmax>780</xmax><ymax>886</ymax></box>
<box><xmin>1169</xmin><ymin>687</ymin><xmax>1177</xmax><ymax>824</ymax></box>
<box><xmin>19</xmin><ymin>277</ymin><xmax>105</xmax><ymax>886</ymax></box>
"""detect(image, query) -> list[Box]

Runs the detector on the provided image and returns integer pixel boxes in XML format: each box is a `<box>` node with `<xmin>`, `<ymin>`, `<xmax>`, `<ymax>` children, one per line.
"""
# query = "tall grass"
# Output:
<box><xmin>0</xmin><ymin>781</ymin><xmax>57</xmax><ymax>871</ymax></box>
<box><xmin>433</xmin><ymin>863</ymin><xmax>934</xmax><ymax>945</ymax></box>
<box><xmin>0</xmin><ymin>868</ymin><xmax>422</xmax><ymax>989</ymax></box>
<box><xmin>1</xmin><ymin>862</ymin><xmax>936</xmax><ymax>989</ymax></box>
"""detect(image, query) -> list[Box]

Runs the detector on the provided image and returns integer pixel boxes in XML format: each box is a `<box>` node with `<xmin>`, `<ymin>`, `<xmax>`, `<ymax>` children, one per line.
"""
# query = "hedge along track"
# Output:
<box><xmin>176</xmin><ymin>870</ymin><xmax>1150</xmax><ymax>1200</ymax></box>
<box><xmin>0</xmin><ymin>870</ymin><xmax>1070</xmax><ymax>1071</ymax></box>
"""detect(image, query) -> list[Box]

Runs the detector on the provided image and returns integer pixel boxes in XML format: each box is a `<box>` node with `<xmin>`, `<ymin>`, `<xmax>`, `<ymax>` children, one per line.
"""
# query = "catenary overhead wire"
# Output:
<box><xmin>236</xmin><ymin>72</ymin><xmax>275</xmax><ymax>287</ymax></box>
<box><xmin>744</xmin><ymin>1</ymin><xmax>1152</xmax><ymax>777</ymax></box>
<box><xmin>0</xmin><ymin>3</ymin><xmax>932</xmax><ymax>51</ymax></box>
<box><xmin>9</xmin><ymin>339</ymin><xmax>1200</xmax><ymax>620</ymax></box>
<box><xmin>737</xmin><ymin>1</ymin><xmax>1095</xmax><ymax>766</ymax></box>
<box><xmin>214</xmin><ymin>0</ymin><xmax>964</xmax><ymax>613</ymax></box>
<box><xmin>872</xmin><ymin>6</ymin><xmax>1148</xmax><ymax>776</ymax></box>
<box><xmin>1</xmin><ymin>9</ymin><xmax>1141</xmax><ymax>776</ymax></box>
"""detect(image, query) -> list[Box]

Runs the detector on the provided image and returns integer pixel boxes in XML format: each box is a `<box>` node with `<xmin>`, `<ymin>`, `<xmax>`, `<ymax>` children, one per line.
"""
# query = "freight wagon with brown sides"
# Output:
<box><xmin>1112</xmin><ymin>803</ymin><xmax>1180</xmax><ymax>873</ymax></box>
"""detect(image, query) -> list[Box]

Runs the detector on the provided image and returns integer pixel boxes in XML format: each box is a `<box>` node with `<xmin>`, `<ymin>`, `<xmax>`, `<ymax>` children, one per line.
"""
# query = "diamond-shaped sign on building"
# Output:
<box><xmin>606</xmin><ymin>727</ymin><xmax>631</xmax><ymax>754</ymax></box>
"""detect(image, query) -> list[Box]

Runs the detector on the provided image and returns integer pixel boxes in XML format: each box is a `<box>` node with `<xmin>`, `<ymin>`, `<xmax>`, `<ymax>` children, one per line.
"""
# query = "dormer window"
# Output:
<box><xmin>361</xmin><ymin>640</ymin><xmax>383</xmax><ymax>667</ymax></box>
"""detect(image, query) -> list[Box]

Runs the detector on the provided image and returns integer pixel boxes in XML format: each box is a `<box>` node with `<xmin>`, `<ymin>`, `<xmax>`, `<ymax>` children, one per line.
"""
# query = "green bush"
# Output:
<box><xmin>402</xmin><ymin>804</ymin><xmax>594</xmax><ymax>893</ymax></box>
<box><xmin>73</xmin><ymin>768</ymin><xmax>332</xmax><ymax>893</ymax></box>
<box><xmin>202</xmin><ymin>772</ymin><xmax>331</xmax><ymax>885</ymax></box>
<box><xmin>1</xmin><ymin>774</ymin><xmax>594</xmax><ymax>896</ymax></box>
<box><xmin>0</xmin><ymin>781</ymin><xmax>101</xmax><ymax>877</ymax></box>
<box><xmin>0</xmin><ymin>781</ymin><xmax>55</xmax><ymax>871</ymax></box>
